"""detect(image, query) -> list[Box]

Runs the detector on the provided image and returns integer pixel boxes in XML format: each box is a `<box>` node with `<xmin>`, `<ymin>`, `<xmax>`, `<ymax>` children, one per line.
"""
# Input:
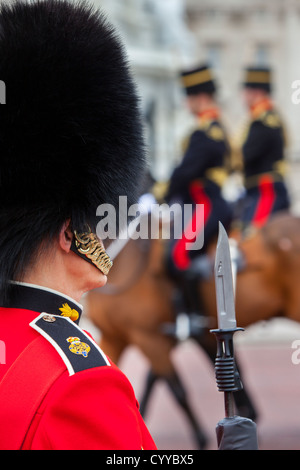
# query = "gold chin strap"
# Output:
<box><xmin>73</xmin><ymin>231</ymin><xmax>113</xmax><ymax>276</ymax></box>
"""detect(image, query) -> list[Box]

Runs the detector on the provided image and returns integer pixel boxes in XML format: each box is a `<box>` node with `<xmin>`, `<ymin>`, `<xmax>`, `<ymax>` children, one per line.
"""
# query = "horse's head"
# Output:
<box><xmin>233</xmin><ymin>212</ymin><xmax>300</xmax><ymax>326</ymax></box>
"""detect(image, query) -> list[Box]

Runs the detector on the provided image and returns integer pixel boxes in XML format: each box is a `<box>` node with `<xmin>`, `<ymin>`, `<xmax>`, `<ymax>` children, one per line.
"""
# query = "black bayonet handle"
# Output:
<box><xmin>210</xmin><ymin>328</ymin><xmax>244</xmax><ymax>417</ymax></box>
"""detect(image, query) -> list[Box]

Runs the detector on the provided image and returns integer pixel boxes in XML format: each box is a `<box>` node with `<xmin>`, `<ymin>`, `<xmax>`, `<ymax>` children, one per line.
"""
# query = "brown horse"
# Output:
<box><xmin>85</xmin><ymin>211</ymin><xmax>300</xmax><ymax>448</ymax></box>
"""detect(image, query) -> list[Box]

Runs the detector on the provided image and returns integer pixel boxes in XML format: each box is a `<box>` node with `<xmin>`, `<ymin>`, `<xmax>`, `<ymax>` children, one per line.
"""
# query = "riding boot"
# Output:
<box><xmin>181</xmin><ymin>275</ymin><xmax>202</xmax><ymax>315</ymax></box>
<box><xmin>176</xmin><ymin>259</ymin><xmax>212</xmax><ymax>339</ymax></box>
<box><xmin>163</xmin><ymin>253</ymin><xmax>213</xmax><ymax>341</ymax></box>
<box><xmin>162</xmin><ymin>284</ymin><xmax>209</xmax><ymax>341</ymax></box>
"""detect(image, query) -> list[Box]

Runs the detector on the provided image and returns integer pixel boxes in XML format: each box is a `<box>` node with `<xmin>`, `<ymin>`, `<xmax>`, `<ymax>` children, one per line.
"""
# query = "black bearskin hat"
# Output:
<box><xmin>0</xmin><ymin>0</ymin><xmax>145</xmax><ymax>300</ymax></box>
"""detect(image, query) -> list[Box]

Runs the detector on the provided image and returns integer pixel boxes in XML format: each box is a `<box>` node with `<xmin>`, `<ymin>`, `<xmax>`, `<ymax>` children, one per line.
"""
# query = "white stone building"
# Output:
<box><xmin>93</xmin><ymin>0</ymin><xmax>300</xmax><ymax>187</ymax></box>
<box><xmin>185</xmin><ymin>0</ymin><xmax>300</xmax><ymax>162</ymax></box>
<box><xmin>6</xmin><ymin>0</ymin><xmax>300</xmax><ymax>183</ymax></box>
<box><xmin>93</xmin><ymin>0</ymin><xmax>196</xmax><ymax>181</ymax></box>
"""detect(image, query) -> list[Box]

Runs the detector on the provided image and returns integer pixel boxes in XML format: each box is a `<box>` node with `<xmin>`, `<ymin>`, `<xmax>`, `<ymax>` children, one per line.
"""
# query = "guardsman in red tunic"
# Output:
<box><xmin>240</xmin><ymin>67</ymin><xmax>290</xmax><ymax>230</ymax></box>
<box><xmin>0</xmin><ymin>0</ymin><xmax>156</xmax><ymax>450</ymax></box>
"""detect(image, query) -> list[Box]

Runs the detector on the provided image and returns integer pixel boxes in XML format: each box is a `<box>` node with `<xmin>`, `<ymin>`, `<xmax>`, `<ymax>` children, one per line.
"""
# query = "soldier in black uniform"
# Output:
<box><xmin>240</xmin><ymin>66</ymin><xmax>290</xmax><ymax>229</ymax></box>
<box><xmin>165</xmin><ymin>64</ymin><xmax>232</xmax><ymax>275</ymax></box>
<box><xmin>165</xmin><ymin>64</ymin><xmax>232</xmax><ymax>317</ymax></box>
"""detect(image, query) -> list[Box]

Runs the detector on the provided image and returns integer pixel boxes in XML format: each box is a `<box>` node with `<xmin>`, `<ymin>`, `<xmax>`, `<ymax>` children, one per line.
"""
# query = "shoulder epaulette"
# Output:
<box><xmin>30</xmin><ymin>313</ymin><xmax>110</xmax><ymax>376</ymax></box>
<box><xmin>198</xmin><ymin>120</ymin><xmax>225</xmax><ymax>141</ymax></box>
<box><xmin>258</xmin><ymin>110</ymin><xmax>281</xmax><ymax>129</ymax></box>
<box><xmin>206</xmin><ymin>122</ymin><xmax>225</xmax><ymax>141</ymax></box>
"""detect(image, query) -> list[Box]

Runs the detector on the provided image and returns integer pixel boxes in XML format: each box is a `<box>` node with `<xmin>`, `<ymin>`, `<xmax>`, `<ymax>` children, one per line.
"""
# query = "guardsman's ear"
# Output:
<box><xmin>59</xmin><ymin>220</ymin><xmax>73</xmax><ymax>253</ymax></box>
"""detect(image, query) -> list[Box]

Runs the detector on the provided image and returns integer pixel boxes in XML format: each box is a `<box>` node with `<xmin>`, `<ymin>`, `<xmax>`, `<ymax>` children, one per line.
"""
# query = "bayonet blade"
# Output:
<box><xmin>214</xmin><ymin>222</ymin><xmax>237</xmax><ymax>330</ymax></box>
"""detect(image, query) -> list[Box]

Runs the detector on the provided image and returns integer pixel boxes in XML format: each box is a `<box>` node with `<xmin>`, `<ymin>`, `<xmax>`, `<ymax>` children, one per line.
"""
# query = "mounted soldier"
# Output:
<box><xmin>239</xmin><ymin>66</ymin><xmax>290</xmax><ymax>230</ymax></box>
<box><xmin>164</xmin><ymin>64</ymin><xmax>232</xmax><ymax>317</ymax></box>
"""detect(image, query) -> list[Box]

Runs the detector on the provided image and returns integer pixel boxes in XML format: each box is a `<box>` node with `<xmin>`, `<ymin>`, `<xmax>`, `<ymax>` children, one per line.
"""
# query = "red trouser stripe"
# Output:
<box><xmin>172</xmin><ymin>181</ymin><xmax>212</xmax><ymax>270</ymax></box>
<box><xmin>252</xmin><ymin>176</ymin><xmax>276</xmax><ymax>228</ymax></box>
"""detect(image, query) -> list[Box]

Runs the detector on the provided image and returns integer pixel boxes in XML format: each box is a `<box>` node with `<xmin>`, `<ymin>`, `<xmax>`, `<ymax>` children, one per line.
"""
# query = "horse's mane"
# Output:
<box><xmin>261</xmin><ymin>211</ymin><xmax>300</xmax><ymax>253</ymax></box>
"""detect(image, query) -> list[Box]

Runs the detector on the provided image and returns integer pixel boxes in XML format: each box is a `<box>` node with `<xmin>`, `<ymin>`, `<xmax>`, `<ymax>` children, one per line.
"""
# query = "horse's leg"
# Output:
<box><xmin>139</xmin><ymin>369</ymin><xmax>158</xmax><ymax>417</ymax></box>
<box><xmin>134</xmin><ymin>331</ymin><xmax>208</xmax><ymax>449</ymax></box>
<box><xmin>195</xmin><ymin>332</ymin><xmax>258</xmax><ymax>421</ymax></box>
<box><xmin>139</xmin><ymin>365</ymin><xmax>208</xmax><ymax>449</ymax></box>
<box><xmin>164</xmin><ymin>368</ymin><xmax>208</xmax><ymax>449</ymax></box>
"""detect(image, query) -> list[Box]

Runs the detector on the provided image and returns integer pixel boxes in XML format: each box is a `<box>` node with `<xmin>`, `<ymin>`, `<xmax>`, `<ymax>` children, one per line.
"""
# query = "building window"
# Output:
<box><xmin>255</xmin><ymin>44</ymin><xmax>270</xmax><ymax>66</ymax></box>
<box><xmin>207</xmin><ymin>43</ymin><xmax>222</xmax><ymax>70</ymax></box>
